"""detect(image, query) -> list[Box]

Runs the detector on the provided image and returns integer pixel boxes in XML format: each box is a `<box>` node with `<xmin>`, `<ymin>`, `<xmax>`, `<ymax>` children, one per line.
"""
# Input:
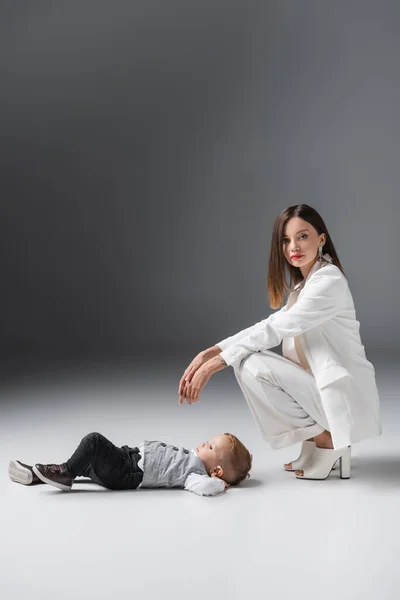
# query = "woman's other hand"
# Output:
<box><xmin>180</xmin><ymin>366</ymin><xmax>212</xmax><ymax>404</ymax></box>
<box><xmin>178</xmin><ymin>346</ymin><xmax>220</xmax><ymax>402</ymax></box>
<box><xmin>179</xmin><ymin>354</ymin><xmax>228</xmax><ymax>405</ymax></box>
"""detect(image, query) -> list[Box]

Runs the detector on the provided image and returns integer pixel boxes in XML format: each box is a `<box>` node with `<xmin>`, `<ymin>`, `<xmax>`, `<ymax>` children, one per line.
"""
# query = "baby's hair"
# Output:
<box><xmin>222</xmin><ymin>433</ymin><xmax>253</xmax><ymax>486</ymax></box>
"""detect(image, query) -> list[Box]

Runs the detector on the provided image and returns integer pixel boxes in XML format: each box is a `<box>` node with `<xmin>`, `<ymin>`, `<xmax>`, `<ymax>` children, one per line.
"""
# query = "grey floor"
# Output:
<box><xmin>1</xmin><ymin>359</ymin><xmax>398</xmax><ymax>600</ymax></box>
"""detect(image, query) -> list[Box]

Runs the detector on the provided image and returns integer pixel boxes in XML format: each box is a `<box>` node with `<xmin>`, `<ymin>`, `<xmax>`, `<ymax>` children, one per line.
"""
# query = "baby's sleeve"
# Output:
<box><xmin>184</xmin><ymin>473</ymin><xmax>226</xmax><ymax>496</ymax></box>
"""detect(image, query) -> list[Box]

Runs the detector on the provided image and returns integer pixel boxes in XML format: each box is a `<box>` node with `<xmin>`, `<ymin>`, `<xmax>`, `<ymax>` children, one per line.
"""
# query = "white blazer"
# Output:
<box><xmin>216</xmin><ymin>258</ymin><xmax>382</xmax><ymax>449</ymax></box>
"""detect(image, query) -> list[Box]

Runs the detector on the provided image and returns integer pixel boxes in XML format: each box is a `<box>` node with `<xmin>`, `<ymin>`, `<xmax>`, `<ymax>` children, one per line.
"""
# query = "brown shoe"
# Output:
<box><xmin>33</xmin><ymin>463</ymin><xmax>74</xmax><ymax>491</ymax></box>
<box><xmin>9</xmin><ymin>460</ymin><xmax>45</xmax><ymax>485</ymax></box>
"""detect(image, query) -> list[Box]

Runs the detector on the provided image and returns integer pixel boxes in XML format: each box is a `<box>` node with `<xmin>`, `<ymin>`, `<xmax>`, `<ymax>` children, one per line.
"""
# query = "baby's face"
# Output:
<box><xmin>195</xmin><ymin>434</ymin><xmax>230</xmax><ymax>471</ymax></box>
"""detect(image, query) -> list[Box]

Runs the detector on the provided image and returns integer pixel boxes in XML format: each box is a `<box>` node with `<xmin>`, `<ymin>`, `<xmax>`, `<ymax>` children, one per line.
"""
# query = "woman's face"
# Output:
<box><xmin>282</xmin><ymin>216</ymin><xmax>326</xmax><ymax>268</ymax></box>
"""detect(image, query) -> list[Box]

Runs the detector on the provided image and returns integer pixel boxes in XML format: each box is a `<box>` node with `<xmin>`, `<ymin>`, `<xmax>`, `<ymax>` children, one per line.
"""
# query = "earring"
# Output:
<box><xmin>318</xmin><ymin>245</ymin><xmax>323</xmax><ymax>260</ymax></box>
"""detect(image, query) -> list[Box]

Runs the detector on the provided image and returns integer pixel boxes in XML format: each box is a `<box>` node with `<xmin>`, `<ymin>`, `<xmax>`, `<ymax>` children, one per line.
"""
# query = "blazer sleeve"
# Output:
<box><xmin>219</xmin><ymin>266</ymin><xmax>346</xmax><ymax>370</ymax></box>
<box><xmin>216</xmin><ymin>306</ymin><xmax>287</xmax><ymax>352</ymax></box>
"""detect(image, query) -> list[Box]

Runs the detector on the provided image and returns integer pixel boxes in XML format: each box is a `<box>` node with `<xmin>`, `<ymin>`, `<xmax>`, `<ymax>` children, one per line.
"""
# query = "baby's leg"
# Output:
<box><xmin>64</xmin><ymin>432</ymin><xmax>143</xmax><ymax>490</ymax></box>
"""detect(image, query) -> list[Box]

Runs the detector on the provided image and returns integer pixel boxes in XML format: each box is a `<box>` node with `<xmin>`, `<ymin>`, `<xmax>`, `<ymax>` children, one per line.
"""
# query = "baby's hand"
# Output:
<box><xmin>211</xmin><ymin>473</ymin><xmax>230</xmax><ymax>489</ymax></box>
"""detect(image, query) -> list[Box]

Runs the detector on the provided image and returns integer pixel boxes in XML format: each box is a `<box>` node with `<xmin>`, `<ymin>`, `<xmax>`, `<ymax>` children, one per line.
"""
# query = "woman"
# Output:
<box><xmin>178</xmin><ymin>204</ymin><xmax>382</xmax><ymax>480</ymax></box>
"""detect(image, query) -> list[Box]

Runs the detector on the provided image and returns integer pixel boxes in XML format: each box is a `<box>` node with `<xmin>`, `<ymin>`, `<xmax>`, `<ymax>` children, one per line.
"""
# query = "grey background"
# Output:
<box><xmin>0</xmin><ymin>0</ymin><xmax>398</xmax><ymax>365</ymax></box>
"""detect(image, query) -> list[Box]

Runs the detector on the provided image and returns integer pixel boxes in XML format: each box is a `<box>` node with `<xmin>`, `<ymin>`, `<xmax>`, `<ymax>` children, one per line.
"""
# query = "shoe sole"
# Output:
<box><xmin>32</xmin><ymin>465</ymin><xmax>72</xmax><ymax>492</ymax></box>
<box><xmin>296</xmin><ymin>473</ymin><xmax>350</xmax><ymax>480</ymax></box>
<box><xmin>9</xmin><ymin>460</ymin><xmax>33</xmax><ymax>485</ymax></box>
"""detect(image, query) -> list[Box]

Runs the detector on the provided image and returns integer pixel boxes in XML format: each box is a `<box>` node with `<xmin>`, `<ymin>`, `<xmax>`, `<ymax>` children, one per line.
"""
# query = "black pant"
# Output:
<box><xmin>64</xmin><ymin>432</ymin><xmax>144</xmax><ymax>490</ymax></box>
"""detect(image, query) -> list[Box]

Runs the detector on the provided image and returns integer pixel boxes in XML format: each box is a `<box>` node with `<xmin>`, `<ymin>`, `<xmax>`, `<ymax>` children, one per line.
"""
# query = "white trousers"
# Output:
<box><xmin>235</xmin><ymin>350</ymin><xmax>330</xmax><ymax>449</ymax></box>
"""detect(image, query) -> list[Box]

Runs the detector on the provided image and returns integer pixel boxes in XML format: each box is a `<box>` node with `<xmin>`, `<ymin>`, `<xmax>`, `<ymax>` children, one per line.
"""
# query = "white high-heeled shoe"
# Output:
<box><xmin>284</xmin><ymin>441</ymin><xmax>336</xmax><ymax>472</ymax></box>
<box><xmin>295</xmin><ymin>445</ymin><xmax>351</xmax><ymax>480</ymax></box>
<box><xmin>284</xmin><ymin>440</ymin><xmax>316</xmax><ymax>471</ymax></box>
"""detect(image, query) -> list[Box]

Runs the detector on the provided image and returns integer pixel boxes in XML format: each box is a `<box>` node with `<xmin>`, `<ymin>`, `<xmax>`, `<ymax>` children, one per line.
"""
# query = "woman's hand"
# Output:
<box><xmin>179</xmin><ymin>355</ymin><xmax>227</xmax><ymax>405</ymax></box>
<box><xmin>180</xmin><ymin>365</ymin><xmax>212</xmax><ymax>404</ymax></box>
<box><xmin>178</xmin><ymin>346</ymin><xmax>220</xmax><ymax>402</ymax></box>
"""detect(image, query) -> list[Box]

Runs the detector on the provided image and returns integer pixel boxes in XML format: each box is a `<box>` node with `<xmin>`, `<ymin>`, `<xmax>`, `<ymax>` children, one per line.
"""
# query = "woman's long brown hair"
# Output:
<box><xmin>267</xmin><ymin>204</ymin><xmax>345</xmax><ymax>309</ymax></box>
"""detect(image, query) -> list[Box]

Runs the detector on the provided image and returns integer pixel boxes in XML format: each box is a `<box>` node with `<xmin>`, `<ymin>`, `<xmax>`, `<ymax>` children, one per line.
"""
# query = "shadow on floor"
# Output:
<box><xmin>350</xmin><ymin>455</ymin><xmax>400</xmax><ymax>488</ymax></box>
<box><xmin>37</xmin><ymin>476</ymin><xmax>264</xmax><ymax>494</ymax></box>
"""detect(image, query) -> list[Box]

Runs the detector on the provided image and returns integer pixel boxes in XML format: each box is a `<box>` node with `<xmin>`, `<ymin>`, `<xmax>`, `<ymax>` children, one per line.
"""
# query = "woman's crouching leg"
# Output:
<box><xmin>234</xmin><ymin>351</ymin><xmax>328</xmax><ymax>449</ymax></box>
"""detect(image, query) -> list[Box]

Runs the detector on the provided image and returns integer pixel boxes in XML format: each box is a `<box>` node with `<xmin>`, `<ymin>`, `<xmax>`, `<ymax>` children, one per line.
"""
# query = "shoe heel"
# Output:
<box><xmin>339</xmin><ymin>446</ymin><xmax>351</xmax><ymax>479</ymax></box>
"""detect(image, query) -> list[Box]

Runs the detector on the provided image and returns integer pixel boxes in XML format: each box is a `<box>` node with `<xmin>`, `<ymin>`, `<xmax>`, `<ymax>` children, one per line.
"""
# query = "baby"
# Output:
<box><xmin>9</xmin><ymin>431</ymin><xmax>252</xmax><ymax>496</ymax></box>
